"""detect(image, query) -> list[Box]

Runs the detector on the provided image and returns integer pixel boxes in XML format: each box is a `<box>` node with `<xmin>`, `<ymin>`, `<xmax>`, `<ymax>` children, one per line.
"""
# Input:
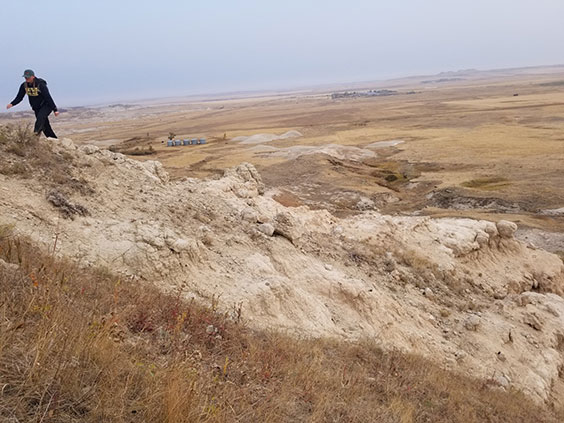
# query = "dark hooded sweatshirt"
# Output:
<box><xmin>10</xmin><ymin>78</ymin><xmax>58</xmax><ymax>112</ymax></box>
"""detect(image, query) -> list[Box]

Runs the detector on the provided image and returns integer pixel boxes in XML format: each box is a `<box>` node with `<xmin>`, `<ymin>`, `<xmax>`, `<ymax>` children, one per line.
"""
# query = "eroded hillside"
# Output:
<box><xmin>1</xmin><ymin>131</ymin><xmax>564</xmax><ymax>406</ymax></box>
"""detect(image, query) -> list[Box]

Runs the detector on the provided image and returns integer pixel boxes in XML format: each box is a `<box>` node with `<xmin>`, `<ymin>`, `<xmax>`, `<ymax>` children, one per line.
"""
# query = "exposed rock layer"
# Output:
<box><xmin>1</xmin><ymin>137</ymin><xmax>563</xmax><ymax>404</ymax></box>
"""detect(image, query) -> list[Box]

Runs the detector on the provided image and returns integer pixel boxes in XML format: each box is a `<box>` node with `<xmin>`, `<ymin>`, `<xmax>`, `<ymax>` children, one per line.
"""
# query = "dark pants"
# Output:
<box><xmin>33</xmin><ymin>106</ymin><xmax>57</xmax><ymax>139</ymax></box>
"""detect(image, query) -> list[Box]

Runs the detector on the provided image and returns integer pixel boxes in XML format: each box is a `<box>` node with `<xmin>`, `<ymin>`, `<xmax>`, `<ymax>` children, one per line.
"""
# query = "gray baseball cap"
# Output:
<box><xmin>22</xmin><ymin>69</ymin><xmax>35</xmax><ymax>78</ymax></box>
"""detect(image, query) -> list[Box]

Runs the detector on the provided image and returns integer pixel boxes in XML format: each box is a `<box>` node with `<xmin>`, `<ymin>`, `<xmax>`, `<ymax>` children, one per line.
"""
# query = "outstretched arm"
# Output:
<box><xmin>7</xmin><ymin>83</ymin><xmax>25</xmax><ymax>109</ymax></box>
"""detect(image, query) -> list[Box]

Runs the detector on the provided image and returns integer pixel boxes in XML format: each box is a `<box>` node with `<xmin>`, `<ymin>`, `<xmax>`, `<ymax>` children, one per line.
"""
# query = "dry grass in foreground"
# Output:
<box><xmin>0</xmin><ymin>124</ymin><xmax>92</xmax><ymax>196</ymax></box>
<box><xmin>0</xmin><ymin>228</ymin><xmax>562</xmax><ymax>422</ymax></box>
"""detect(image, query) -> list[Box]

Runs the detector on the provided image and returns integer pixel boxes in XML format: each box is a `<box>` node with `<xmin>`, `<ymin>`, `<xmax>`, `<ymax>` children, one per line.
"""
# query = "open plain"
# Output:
<box><xmin>6</xmin><ymin>65</ymin><xmax>562</xmax><ymax>250</ymax></box>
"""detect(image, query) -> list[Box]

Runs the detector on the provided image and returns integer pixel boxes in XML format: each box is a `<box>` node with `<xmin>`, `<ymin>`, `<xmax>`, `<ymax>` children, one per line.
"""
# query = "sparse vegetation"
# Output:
<box><xmin>369</xmin><ymin>161</ymin><xmax>420</xmax><ymax>189</ymax></box>
<box><xmin>461</xmin><ymin>177</ymin><xmax>510</xmax><ymax>191</ymax></box>
<box><xmin>109</xmin><ymin>132</ymin><xmax>157</xmax><ymax>157</ymax></box>
<box><xmin>0</xmin><ymin>161</ymin><xmax>29</xmax><ymax>176</ymax></box>
<box><xmin>0</xmin><ymin>124</ymin><xmax>92</xmax><ymax>196</ymax></box>
<box><xmin>123</xmin><ymin>145</ymin><xmax>156</xmax><ymax>156</ymax></box>
<box><xmin>46</xmin><ymin>190</ymin><xmax>90</xmax><ymax>219</ymax></box>
<box><xmin>0</xmin><ymin>232</ymin><xmax>562</xmax><ymax>422</ymax></box>
<box><xmin>110</xmin><ymin>144</ymin><xmax>156</xmax><ymax>156</ymax></box>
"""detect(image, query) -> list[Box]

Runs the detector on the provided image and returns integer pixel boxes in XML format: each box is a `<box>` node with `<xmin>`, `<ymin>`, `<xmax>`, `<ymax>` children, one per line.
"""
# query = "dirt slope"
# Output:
<box><xmin>1</xmin><ymin>136</ymin><xmax>564</xmax><ymax>405</ymax></box>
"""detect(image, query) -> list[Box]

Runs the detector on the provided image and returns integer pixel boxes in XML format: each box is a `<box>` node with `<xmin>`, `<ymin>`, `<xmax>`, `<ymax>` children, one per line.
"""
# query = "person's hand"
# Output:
<box><xmin>6</xmin><ymin>104</ymin><xmax>12</xmax><ymax>110</ymax></box>
<box><xmin>54</xmin><ymin>111</ymin><xmax>60</xmax><ymax>117</ymax></box>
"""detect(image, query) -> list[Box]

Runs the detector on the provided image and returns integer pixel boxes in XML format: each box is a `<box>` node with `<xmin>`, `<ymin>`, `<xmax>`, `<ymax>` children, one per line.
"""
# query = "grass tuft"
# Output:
<box><xmin>461</xmin><ymin>176</ymin><xmax>510</xmax><ymax>191</ymax></box>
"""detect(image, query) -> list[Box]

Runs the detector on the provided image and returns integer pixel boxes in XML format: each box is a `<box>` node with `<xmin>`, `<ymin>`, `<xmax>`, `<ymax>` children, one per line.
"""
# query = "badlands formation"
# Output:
<box><xmin>1</xmin><ymin>136</ymin><xmax>563</xmax><ymax>406</ymax></box>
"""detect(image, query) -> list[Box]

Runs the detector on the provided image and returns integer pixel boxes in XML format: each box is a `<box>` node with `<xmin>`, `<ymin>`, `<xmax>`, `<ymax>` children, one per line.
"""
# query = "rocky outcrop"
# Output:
<box><xmin>497</xmin><ymin>220</ymin><xmax>518</xmax><ymax>239</ymax></box>
<box><xmin>1</xmin><ymin>137</ymin><xmax>564</xmax><ymax>405</ymax></box>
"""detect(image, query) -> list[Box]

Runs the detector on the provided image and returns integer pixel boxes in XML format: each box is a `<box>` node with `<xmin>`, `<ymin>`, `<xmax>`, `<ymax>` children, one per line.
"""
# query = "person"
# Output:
<box><xmin>6</xmin><ymin>69</ymin><xmax>60</xmax><ymax>138</ymax></box>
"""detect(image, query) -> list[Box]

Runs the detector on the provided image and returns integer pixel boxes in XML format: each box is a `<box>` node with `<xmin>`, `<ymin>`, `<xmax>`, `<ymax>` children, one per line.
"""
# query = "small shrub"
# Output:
<box><xmin>110</xmin><ymin>145</ymin><xmax>156</xmax><ymax>156</ymax></box>
<box><xmin>5</xmin><ymin>143</ymin><xmax>26</xmax><ymax>157</ymax></box>
<box><xmin>0</xmin><ymin>123</ymin><xmax>93</xmax><ymax>193</ymax></box>
<box><xmin>124</xmin><ymin>145</ymin><xmax>157</xmax><ymax>156</ymax></box>
<box><xmin>46</xmin><ymin>190</ymin><xmax>90</xmax><ymax>219</ymax></box>
<box><xmin>0</xmin><ymin>161</ymin><xmax>29</xmax><ymax>176</ymax></box>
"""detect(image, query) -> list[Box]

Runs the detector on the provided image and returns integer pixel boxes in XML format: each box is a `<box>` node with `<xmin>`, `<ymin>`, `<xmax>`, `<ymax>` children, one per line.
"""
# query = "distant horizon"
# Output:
<box><xmin>3</xmin><ymin>1</ymin><xmax>564</xmax><ymax>111</ymax></box>
<box><xmin>3</xmin><ymin>62</ymin><xmax>564</xmax><ymax>111</ymax></box>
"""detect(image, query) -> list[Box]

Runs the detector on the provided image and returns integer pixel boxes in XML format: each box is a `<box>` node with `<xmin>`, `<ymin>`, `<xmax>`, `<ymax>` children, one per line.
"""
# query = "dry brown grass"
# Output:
<box><xmin>461</xmin><ymin>177</ymin><xmax>510</xmax><ymax>191</ymax></box>
<box><xmin>0</xmin><ymin>161</ymin><xmax>29</xmax><ymax>177</ymax></box>
<box><xmin>0</xmin><ymin>124</ymin><xmax>87</xmax><ymax>192</ymax></box>
<box><xmin>0</xmin><ymin>125</ymin><xmax>93</xmax><ymax>221</ymax></box>
<box><xmin>110</xmin><ymin>145</ymin><xmax>157</xmax><ymax>156</ymax></box>
<box><xmin>0</xmin><ymin>229</ymin><xmax>562</xmax><ymax>422</ymax></box>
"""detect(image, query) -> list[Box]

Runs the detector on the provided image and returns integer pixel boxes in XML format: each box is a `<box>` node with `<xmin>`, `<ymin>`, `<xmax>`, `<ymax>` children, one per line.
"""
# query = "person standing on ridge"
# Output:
<box><xmin>6</xmin><ymin>69</ymin><xmax>60</xmax><ymax>138</ymax></box>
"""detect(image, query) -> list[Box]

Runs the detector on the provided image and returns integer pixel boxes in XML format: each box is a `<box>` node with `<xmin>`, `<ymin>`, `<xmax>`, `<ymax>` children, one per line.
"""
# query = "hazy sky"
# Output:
<box><xmin>1</xmin><ymin>0</ymin><xmax>563</xmax><ymax>108</ymax></box>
